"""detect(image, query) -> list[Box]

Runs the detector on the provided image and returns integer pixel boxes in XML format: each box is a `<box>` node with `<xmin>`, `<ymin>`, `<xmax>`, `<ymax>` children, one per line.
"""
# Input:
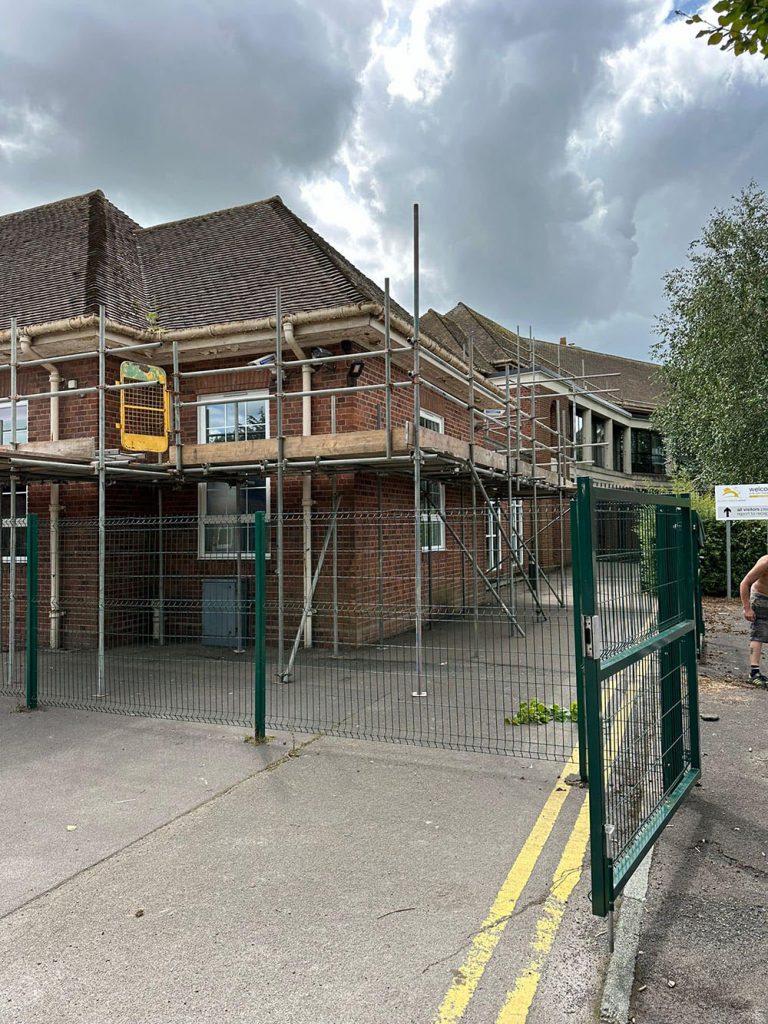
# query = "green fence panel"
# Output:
<box><xmin>572</xmin><ymin>478</ymin><xmax>701</xmax><ymax>919</ymax></box>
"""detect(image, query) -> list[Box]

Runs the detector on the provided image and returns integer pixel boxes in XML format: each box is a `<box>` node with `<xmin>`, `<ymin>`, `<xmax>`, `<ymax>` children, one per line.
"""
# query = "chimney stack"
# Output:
<box><xmin>559</xmin><ymin>336</ymin><xmax>567</xmax><ymax>347</ymax></box>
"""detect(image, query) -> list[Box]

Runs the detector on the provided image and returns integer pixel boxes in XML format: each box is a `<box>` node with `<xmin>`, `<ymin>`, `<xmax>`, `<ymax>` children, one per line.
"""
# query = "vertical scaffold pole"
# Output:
<box><xmin>172</xmin><ymin>340</ymin><xmax>182</xmax><ymax>477</ymax></box>
<box><xmin>412</xmin><ymin>203</ymin><xmax>426</xmax><ymax>698</ymax></box>
<box><xmin>97</xmin><ymin>304</ymin><xmax>106</xmax><ymax>697</ymax></box>
<box><xmin>253</xmin><ymin>511</ymin><xmax>267</xmax><ymax>741</ymax></box>
<box><xmin>468</xmin><ymin>330</ymin><xmax>480</xmax><ymax>654</ymax></box>
<box><xmin>515</xmin><ymin>326</ymin><xmax>522</xmax><ymax>494</ymax></box>
<box><xmin>330</xmin><ymin>396</ymin><xmax>339</xmax><ymax>656</ymax></box>
<box><xmin>505</xmin><ymin>361</ymin><xmax>516</xmax><ymax>620</ymax></box>
<box><xmin>530</xmin><ymin>328</ymin><xmax>541</xmax><ymax>610</ymax></box>
<box><xmin>275</xmin><ymin>287</ymin><xmax>286</xmax><ymax>682</ymax></box>
<box><xmin>8</xmin><ymin>318</ymin><xmax>18</xmax><ymax>685</ymax></box>
<box><xmin>384</xmin><ymin>277</ymin><xmax>392</xmax><ymax>460</ymax></box>
<box><xmin>25</xmin><ymin>513</ymin><xmax>38</xmax><ymax>709</ymax></box>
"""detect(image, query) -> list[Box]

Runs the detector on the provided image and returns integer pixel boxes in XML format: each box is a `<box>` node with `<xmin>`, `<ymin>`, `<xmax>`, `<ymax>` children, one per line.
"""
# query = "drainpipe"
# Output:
<box><xmin>285</xmin><ymin>322</ymin><xmax>314</xmax><ymax>649</ymax></box>
<box><xmin>20</xmin><ymin>337</ymin><xmax>61</xmax><ymax>650</ymax></box>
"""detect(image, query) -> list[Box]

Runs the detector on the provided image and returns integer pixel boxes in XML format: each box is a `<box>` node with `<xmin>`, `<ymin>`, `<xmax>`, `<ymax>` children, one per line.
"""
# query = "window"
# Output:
<box><xmin>419</xmin><ymin>411</ymin><xmax>445</xmax><ymax>552</ymax></box>
<box><xmin>419</xmin><ymin>410</ymin><xmax>444</xmax><ymax>433</ymax></box>
<box><xmin>487</xmin><ymin>503</ymin><xmax>502</xmax><ymax>570</ymax></box>
<box><xmin>1</xmin><ymin>486</ymin><xmax>27</xmax><ymax>561</ymax></box>
<box><xmin>198</xmin><ymin>393</ymin><xmax>269</xmax><ymax>557</ymax></box>
<box><xmin>573</xmin><ymin>409</ymin><xmax>584</xmax><ymax>460</ymax></box>
<box><xmin>593</xmin><ymin>417</ymin><xmax>606</xmax><ymax>468</ymax></box>
<box><xmin>631</xmin><ymin>428</ymin><xmax>666</xmax><ymax>476</ymax></box>
<box><xmin>0</xmin><ymin>401</ymin><xmax>28</xmax><ymax>446</ymax></box>
<box><xmin>613</xmin><ymin>426</ymin><xmax>625</xmax><ymax>473</ymax></box>
<box><xmin>0</xmin><ymin>402</ymin><xmax>29</xmax><ymax>561</ymax></box>
<box><xmin>487</xmin><ymin>499</ymin><xmax>523</xmax><ymax>570</ymax></box>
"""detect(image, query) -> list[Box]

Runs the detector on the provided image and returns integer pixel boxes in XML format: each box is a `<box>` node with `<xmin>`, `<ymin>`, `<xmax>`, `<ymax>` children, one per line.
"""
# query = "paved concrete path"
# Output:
<box><xmin>0</xmin><ymin>696</ymin><xmax>607</xmax><ymax>1024</ymax></box>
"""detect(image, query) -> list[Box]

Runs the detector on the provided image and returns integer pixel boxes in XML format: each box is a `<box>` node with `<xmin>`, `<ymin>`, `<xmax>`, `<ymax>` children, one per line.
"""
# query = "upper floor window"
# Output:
<box><xmin>0</xmin><ymin>401</ymin><xmax>28</xmax><ymax>445</ymax></box>
<box><xmin>419</xmin><ymin>410</ymin><xmax>444</xmax><ymax>434</ymax></box>
<box><xmin>593</xmin><ymin>417</ymin><xmax>606</xmax><ymax>469</ymax></box>
<box><xmin>197</xmin><ymin>393</ymin><xmax>268</xmax><ymax>558</ymax></box>
<box><xmin>631</xmin><ymin>428</ymin><xmax>666</xmax><ymax>476</ymax></box>
<box><xmin>613</xmin><ymin>426</ymin><xmax>625</xmax><ymax>472</ymax></box>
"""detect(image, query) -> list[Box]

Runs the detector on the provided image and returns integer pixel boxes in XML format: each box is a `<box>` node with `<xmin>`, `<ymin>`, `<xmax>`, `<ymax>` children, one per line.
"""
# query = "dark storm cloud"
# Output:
<box><xmin>314</xmin><ymin>0</ymin><xmax>768</xmax><ymax>357</ymax></box>
<box><xmin>0</xmin><ymin>0</ymin><xmax>382</xmax><ymax>218</ymax></box>
<box><xmin>2</xmin><ymin>0</ymin><xmax>767</xmax><ymax>358</ymax></box>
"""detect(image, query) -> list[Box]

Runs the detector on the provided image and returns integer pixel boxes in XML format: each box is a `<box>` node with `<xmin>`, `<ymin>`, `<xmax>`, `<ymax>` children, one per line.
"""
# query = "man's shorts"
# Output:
<box><xmin>751</xmin><ymin>594</ymin><xmax>768</xmax><ymax>642</ymax></box>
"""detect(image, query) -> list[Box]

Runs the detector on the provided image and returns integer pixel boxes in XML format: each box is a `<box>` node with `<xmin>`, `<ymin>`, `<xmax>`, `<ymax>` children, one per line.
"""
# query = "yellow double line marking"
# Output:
<box><xmin>432</xmin><ymin>750</ymin><xmax>581</xmax><ymax>1024</ymax></box>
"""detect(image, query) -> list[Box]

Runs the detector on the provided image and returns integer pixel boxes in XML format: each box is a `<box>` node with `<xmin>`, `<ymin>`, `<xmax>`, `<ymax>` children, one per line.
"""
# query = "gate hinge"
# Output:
<box><xmin>582</xmin><ymin>614</ymin><xmax>602</xmax><ymax>659</ymax></box>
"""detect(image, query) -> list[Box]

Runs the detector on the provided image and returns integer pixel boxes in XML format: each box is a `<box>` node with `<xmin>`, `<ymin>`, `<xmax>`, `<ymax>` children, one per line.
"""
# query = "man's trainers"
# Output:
<box><xmin>750</xmin><ymin>670</ymin><xmax>768</xmax><ymax>687</ymax></box>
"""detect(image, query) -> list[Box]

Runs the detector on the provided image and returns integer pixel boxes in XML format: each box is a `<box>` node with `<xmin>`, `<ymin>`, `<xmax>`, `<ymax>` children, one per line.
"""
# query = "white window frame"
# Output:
<box><xmin>486</xmin><ymin>499</ymin><xmax>523</xmax><ymax>571</ymax></box>
<box><xmin>418</xmin><ymin>410</ymin><xmax>445</xmax><ymax>552</ymax></box>
<box><xmin>419</xmin><ymin>410</ymin><xmax>444</xmax><ymax>434</ymax></box>
<box><xmin>0</xmin><ymin>401</ymin><xmax>29</xmax><ymax>562</ymax></box>
<box><xmin>487</xmin><ymin>504</ymin><xmax>502</xmax><ymax>570</ymax></box>
<box><xmin>197</xmin><ymin>391</ymin><xmax>270</xmax><ymax>559</ymax></box>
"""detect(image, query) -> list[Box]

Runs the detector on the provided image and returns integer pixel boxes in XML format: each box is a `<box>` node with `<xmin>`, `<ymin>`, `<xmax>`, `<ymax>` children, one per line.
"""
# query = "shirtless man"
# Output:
<box><xmin>740</xmin><ymin>554</ymin><xmax>768</xmax><ymax>686</ymax></box>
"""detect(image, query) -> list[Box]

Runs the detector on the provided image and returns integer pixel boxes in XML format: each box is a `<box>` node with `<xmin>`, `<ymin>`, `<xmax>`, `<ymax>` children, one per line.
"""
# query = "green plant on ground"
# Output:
<box><xmin>505</xmin><ymin>699</ymin><xmax>579</xmax><ymax>726</ymax></box>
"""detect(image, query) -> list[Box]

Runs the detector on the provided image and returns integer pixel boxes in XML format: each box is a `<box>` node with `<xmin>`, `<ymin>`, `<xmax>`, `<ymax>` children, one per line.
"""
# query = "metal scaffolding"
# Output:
<box><xmin>0</xmin><ymin>208</ymin><xmax>624</xmax><ymax>702</ymax></box>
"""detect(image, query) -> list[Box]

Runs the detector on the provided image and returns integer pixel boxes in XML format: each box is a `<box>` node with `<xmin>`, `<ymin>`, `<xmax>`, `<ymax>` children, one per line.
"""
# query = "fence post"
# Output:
<box><xmin>253</xmin><ymin>511</ymin><xmax>267</xmax><ymax>741</ymax></box>
<box><xmin>570</xmin><ymin>497</ymin><xmax>588</xmax><ymax>782</ymax></box>
<box><xmin>25</xmin><ymin>513</ymin><xmax>39</xmax><ymax>709</ymax></box>
<box><xmin>657</xmin><ymin>506</ymin><xmax>684</xmax><ymax>790</ymax></box>
<box><xmin>576</xmin><ymin>478</ymin><xmax>611</xmax><ymax>916</ymax></box>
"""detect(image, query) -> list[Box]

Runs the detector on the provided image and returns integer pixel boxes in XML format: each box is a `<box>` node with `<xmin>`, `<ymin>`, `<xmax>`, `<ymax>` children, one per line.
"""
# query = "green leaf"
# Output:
<box><xmin>708</xmin><ymin>32</ymin><xmax>724</xmax><ymax>45</ymax></box>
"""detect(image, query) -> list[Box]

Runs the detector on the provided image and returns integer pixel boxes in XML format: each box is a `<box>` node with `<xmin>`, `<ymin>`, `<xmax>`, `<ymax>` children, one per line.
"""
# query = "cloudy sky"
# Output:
<box><xmin>1</xmin><ymin>0</ymin><xmax>767</xmax><ymax>358</ymax></box>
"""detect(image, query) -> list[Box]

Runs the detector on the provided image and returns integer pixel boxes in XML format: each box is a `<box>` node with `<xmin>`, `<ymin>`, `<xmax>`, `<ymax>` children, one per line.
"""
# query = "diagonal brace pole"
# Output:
<box><xmin>284</xmin><ymin>496</ymin><xmax>341</xmax><ymax>680</ymax></box>
<box><xmin>470</xmin><ymin>465</ymin><xmax>563</xmax><ymax>613</ymax></box>
<box><xmin>425</xmin><ymin>496</ymin><xmax>525</xmax><ymax>638</ymax></box>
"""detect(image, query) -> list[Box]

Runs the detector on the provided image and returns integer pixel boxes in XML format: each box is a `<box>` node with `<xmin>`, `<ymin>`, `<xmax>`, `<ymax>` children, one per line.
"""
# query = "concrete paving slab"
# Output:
<box><xmin>0</xmin><ymin>727</ymin><xmax>576</xmax><ymax>1024</ymax></box>
<box><xmin>0</xmin><ymin>694</ymin><xmax>291</xmax><ymax>916</ymax></box>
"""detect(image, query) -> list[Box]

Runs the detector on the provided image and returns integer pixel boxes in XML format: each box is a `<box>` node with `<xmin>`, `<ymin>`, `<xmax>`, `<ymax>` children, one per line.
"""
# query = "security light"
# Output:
<box><xmin>249</xmin><ymin>354</ymin><xmax>275</xmax><ymax>368</ymax></box>
<box><xmin>347</xmin><ymin>360</ymin><xmax>364</xmax><ymax>387</ymax></box>
<box><xmin>310</xmin><ymin>347</ymin><xmax>333</xmax><ymax>360</ymax></box>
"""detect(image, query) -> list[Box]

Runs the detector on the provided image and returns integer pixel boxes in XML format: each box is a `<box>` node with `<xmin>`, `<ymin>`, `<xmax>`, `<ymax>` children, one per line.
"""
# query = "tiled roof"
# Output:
<box><xmin>0</xmin><ymin>191</ymin><xmax>412</xmax><ymax>333</ymax></box>
<box><xmin>423</xmin><ymin>303</ymin><xmax>662</xmax><ymax>414</ymax></box>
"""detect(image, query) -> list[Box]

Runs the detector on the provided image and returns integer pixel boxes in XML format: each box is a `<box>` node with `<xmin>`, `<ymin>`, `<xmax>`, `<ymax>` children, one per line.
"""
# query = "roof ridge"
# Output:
<box><xmin>0</xmin><ymin>189</ymin><xmax>104</xmax><ymax>222</ymax></box>
<box><xmin>141</xmin><ymin>195</ymin><xmax>282</xmax><ymax>234</ymax></box>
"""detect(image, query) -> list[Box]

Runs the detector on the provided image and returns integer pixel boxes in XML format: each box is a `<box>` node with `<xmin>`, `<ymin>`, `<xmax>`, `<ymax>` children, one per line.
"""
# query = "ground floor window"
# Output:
<box><xmin>487</xmin><ymin>499</ymin><xmax>523</xmax><ymax>570</ymax></box>
<box><xmin>420</xmin><ymin>480</ymin><xmax>445</xmax><ymax>552</ymax></box>
<box><xmin>1</xmin><ymin>486</ymin><xmax>28</xmax><ymax>561</ymax></box>
<box><xmin>199</xmin><ymin>480</ymin><xmax>268</xmax><ymax>558</ymax></box>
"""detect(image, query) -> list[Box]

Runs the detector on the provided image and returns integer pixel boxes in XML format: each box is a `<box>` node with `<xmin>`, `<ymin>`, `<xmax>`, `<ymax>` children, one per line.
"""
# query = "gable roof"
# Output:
<box><xmin>422</xmin><ymin>302</ymin><xmax>662</xmax><ymax>414</ymax></box>
<box><xmin>0</xmin><ymin>191</ymin><xmax>412</xmax><ymax>334</ymax></box>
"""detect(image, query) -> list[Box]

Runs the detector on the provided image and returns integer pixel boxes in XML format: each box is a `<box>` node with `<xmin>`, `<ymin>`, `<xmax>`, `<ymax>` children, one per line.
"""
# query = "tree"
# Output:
<box><xmin>678</xmin><ymin>2</ymin><xmax>768</xmax><ymax>58</ymax></box>
<box><xmin>653</xmin><ymin>184</ymin><xmax>768</xmax><ymax>488</ymax></box>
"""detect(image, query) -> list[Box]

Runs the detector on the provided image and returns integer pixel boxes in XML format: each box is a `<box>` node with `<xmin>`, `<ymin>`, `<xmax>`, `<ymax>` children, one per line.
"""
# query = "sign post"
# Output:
<box><xmin>715</xmin><ymin>484</ymin><xmax>768</xmax><ymax>598</ymax></box>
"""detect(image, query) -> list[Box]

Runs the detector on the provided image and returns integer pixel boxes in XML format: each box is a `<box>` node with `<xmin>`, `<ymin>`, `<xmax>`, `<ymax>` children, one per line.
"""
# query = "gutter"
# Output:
<box><xmin>0</xmin><ymin>303</ymin><xmax>506</xmax><ymax>402</ymax></box>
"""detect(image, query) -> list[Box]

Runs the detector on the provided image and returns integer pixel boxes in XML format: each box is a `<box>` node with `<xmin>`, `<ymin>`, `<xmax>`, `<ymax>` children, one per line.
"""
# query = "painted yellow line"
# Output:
<box><xmin>492</xmin><ymin>635</ymin><xmax>652</xmax><ymax>1024</ymax></box>
<box><xmin>494</xmin><ymin>796</ymin><xmax>591</xmax><ymax>1024</ymax></box>
<box><xmin>432</xmin><ymin>750</ymin><xmax>579</xmax><ymax>1024</ymax></box>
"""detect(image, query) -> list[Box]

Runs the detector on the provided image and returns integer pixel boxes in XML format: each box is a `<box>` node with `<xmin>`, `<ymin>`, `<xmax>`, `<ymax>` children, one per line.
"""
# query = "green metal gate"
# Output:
<box><xmin>572</xmin><ymin>478</ymin><xmax>701</xmax><ymax>918</ymax></box>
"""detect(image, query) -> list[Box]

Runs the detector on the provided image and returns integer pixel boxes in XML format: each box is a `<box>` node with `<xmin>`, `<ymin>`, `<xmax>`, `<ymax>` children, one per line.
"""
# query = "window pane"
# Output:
<box><xmin>206</xmin><ymin>404</ymin><xmax>227</xmax><ymax>443</ymax></box>
<box><xmin>206</xmin><ymin>481</ymin><xmax>237</xmax><ymax>516</ymax></box>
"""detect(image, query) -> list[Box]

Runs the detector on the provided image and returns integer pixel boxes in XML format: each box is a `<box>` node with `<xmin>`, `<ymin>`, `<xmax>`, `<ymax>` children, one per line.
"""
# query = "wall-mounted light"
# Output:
<box><xmin>347</xmin><ymin>360</ymin><xmax>364</xmax><ymax>387</ymax></box>
<box><xmin>310</xmin><ymin>346</ymin><xmax>333</xmax><ymax>370</ymax></box>
<box><xmin>248</xmin><ymin>354</ymin><xmax>275</xmax><ymax>368</ymax></box>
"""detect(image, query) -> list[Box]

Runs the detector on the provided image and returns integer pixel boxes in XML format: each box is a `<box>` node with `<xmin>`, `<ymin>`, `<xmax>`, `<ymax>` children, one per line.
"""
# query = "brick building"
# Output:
<box><xmin>0</xmin><ymin>191</ymin><xmax>661</xmax><ymax>667</ymax></box>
